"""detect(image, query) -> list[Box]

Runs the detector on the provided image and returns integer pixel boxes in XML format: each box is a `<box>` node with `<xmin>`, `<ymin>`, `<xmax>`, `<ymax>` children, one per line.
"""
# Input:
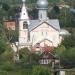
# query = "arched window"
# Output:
<box><xmin>36</xmin><ymin>43</ymin><xmax>40</xmax><ymax>48</ymax></box>
<box><xmin>23</xmin><ymin>21</ymin><xmax>28</xmax><ymax>29</ymax></box>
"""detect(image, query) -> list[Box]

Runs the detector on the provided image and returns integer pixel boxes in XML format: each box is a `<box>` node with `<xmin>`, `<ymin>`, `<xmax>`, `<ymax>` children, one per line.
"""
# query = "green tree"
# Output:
<box><xmin>0</xmin><ymin>23</ymin><xmax>7</xmax><ymax>54</ymax></box>
<box><xmin>60</xmin><ymin>47</ymin><xmax>75</xmax><ymax>68</ymax></box>
<box><xmin>5</xmin><ymin>29</ymin><xmax>18</xmax><ymax>43</ymax></box>
<box><xmin>19</xmin><ymin>48</ymin><xmax>30</xmax><ymax>63</ymax></box>
<box><xmin>54</xmin><ymin>45</ymin><xmax>66</xmax><ymax>57</ymax></box>
<box><xmin>32</xmin><ymin>66</ymin><xmax>51</xmax><ymax>75</ymax></box>
<box><xmin>0</xmin><ymin>70</ymin><xmax>7</xmax><ymax>75</ymax></box>
<box><xmin>19</xmin><ymin>48</ymin><xmax>40</xmax><ymax>65</ymax></box>
<box><xmin>62</xmin><ymin>36</ymin><xmax>75</xmax><ymax>48</ymax></box>
<box><xmin>54</xmin><ymin>47</ymin><xmax>75</xmax><ymax>68</ymax></box>
<box><xmin>30</xmin><ymin>52</ymin><xmax>40</xmax><ymax>64</ymax></box>
<box><xmin>48</xmin><ymin>5</ymin><xmax>60</xmax><ymax>19</ymax></box>
<box><xmin>1</xmin><ymin>48</ymin><xmax>14</xmax><ymax>61</ymax></box>
<box><xmin>2</xmin><ymin>3</ymin><xmax>10</xmax><ymax>11</ymax></box>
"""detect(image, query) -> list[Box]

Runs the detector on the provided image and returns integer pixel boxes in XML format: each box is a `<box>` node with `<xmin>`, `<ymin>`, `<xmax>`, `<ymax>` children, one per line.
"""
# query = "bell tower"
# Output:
<box><xmin>19</xmin><ymin>0</ymin><xmax>30</xmax><ymax>47</ymax></box>
<box><xmin>37</xmin><ymin>0</ymin><xmax>48</xmax><ymax>20</ymax></box>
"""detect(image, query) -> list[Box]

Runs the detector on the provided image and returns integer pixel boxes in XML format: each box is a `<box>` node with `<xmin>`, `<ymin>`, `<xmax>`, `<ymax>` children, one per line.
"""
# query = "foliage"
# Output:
<box><xmin>59</xmin><ymin>8</ymin><xmax>71</xmax><ymax>27</ymax></box>
<box><xmin>0</xmin><ymin>70</ymin><xmax>7</xmax><ymax>75</ymax></box>
<box><xmin>7</xmin><ymin>6</ymin><xmax>20</xmax><ymax>20</ymax></box>
<box><xmin>54</xmin><ymin>45</ymin><xmax>66</xmax><ymax>57</ymax></box>
<box><xmin>32</xmin><ymin>66</ymin><xmax>51</xmax><ymax>75</ymax></box>
<box><xmin>48</xmin><ymin>5</ymin><xmax>60</xmax><ymax>19</ymax></box>
<box><xmin>49</xmin><ymin>6</ymin><xmax>75</xmax><ymax>27</ymax></box>
<box><xmin>62</xmin><ymin>36</ymin><xmax>75</xmax><ymax>48</ymax></box>
<box><xmin>53</xmin><ymin>5</ymin><xmax>60</xmax><ymax>14</ymax></box>
<box><xmin>30</xmin><ymin>52</ymin><xmax>40</xmax><ymax>64</ymax></box>
<box><xmin>0</xmin><ymin>60</ymin><xmax>32</xmax><ymax>75</ymax></box>
<box><xmin>19</xmin><ymin>48</ymin><xmax>40</xmax><ymax>65</ymax></box>
<box><xmin>2</xmin><ymin>3</ymin><xmax>10</xmax><ymax>11</ymax></box>
<box><xmin>30</xmin><ymin>8</ymin><xmax>38</xmax><ymax>19</ymax></box>
<box><xmin>54</xmin><ymin>36</ymin><xmax>75</xmax><ymax>68</ymax></box>
<box><xmin>0</xmin><ymin>23</ymin><xmax>8</xmax><ymax>54</ymax></box>
<box><xmin>19</xmin><ymin>48</ymin><xmax>31</xmax><ymax>63</ymax></box>
<box><xmin>60</xmin><ymin>47</ymin><xmax>75</xmax><ymax>68</ymax></box>
<box><xmin>0</xmin><ymin>39</ymin><xmax>7</xmax><ymax>54</ymax></box>
<box><xmin>0</xmin><ymin>62</ymin><xmax>15</xmax><ymax>71</ymax></box>
<box><xmin>5</xmin><ymin>29</ymin><xmax>18</xmax><ymax>43</ymax></box>
<box><xmin>1</xmin><ymin>48</ymin><xmax>14</xmax><ymax>61</ymax></box>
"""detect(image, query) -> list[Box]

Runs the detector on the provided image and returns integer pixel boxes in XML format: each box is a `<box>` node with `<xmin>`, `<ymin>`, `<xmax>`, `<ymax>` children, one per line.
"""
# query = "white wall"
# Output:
<box><xmin>59</xmin><ymin>71</ymin><xmax>65</xmax><ymax>75</ymax></box>
<box><xmin>30</xmin><ymin>22</ymin><xmax>61</xmax><ymax>47</ymax></box>
<box><xmin>19</xmin><ymin>20</ymin><xmax>28</xmax><ymax>44</ymax></box>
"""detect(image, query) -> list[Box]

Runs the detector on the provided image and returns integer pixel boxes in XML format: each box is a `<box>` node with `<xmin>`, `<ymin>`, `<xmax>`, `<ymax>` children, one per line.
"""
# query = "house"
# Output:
<box><xmin>4</xmin><ymin>20</ymin><xmax>16</xmax><ymax>30</ymax></box>
<box><xmin>39</xmin><ymin>51</ymin><xmax>59</xmax><ymax>68</ymax></box>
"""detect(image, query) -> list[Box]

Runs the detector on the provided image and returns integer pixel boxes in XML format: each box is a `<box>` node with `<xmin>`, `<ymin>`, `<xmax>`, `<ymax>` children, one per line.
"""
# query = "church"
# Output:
<box><xmin>18</xmin><ymin>0</ymin><xmax>69</xmax><ymax>51</ymax></box>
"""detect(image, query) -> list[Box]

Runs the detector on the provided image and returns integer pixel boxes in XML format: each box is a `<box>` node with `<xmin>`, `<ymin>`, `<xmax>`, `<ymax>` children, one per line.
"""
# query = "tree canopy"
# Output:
<box><xmin>32</xmin><ymin>66</ymin><xmax>51</xmax><ymax>75</ymax></box>
<box><xmin>0</xmin><ymin>23</ymin><xmax>7</xmax><ymax>54</ymax></box>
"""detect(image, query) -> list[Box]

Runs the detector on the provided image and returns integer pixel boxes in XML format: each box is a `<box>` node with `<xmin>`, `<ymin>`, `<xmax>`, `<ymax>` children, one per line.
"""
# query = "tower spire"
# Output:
<box><xmin>22</xmin><ymin>0</ymin><xmax>26</xmax><ymax>6</ymax></box>
<box><xmin>20</xmin><ymin>0</ymin><xmax>30</xmax><ymax>24</ymax></box>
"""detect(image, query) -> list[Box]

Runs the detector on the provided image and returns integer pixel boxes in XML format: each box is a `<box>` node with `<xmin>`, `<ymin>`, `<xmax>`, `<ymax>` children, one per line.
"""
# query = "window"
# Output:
<box><xmin>42</xmin><ymin>32</ymin><xmax>43</xmax><ymax>36</ymax></box>
<box><xmin>23</xmin><ymin>21</ymin><xmax>28</xmax><ymax>29</ymax></box>
<box><xmin>23</xmin><ymin>13</ymin><xmax>25</xmax><ymax>15</ymax></box>
<box><xmin>46</xmin><ymin>32</ymin><xmax>47</xmax><ymax>35</ymax></box>
<box><xmin>36</xmin><ymin>43</ymin><xmax>40</xmax><ymax>48</ymax></box>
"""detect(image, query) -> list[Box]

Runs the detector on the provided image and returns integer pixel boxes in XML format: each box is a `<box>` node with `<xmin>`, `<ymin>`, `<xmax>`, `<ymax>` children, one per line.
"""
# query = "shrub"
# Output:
<box><xmin>0</xmin><ymin>70</ymin><xmax>7</xmax><ymax>75</ymax></box>
<box><xmin>32</xmin><ymin>66</ymin><xmax>51</xmax><ymax>75</ymax></box>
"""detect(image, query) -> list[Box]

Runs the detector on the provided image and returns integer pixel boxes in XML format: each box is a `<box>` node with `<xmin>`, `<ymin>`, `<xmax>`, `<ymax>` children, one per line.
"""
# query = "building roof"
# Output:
<box><xmin>59</xmin><ymin>29</ymin><xmax>70</xmax><ymax>36</ymax></box>
<box><xmin>28</xmin><ymin>19</ymin><xmax>60</xmax><ymax>32</ymax></box>
<box><xmin>40</xmin><ymin>51</ymin><xmax>59</xmax><ymax>59</ymax></box>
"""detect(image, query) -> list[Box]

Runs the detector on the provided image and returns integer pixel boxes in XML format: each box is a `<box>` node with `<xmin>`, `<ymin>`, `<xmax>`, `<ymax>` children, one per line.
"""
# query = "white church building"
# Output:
<box><xmin>18</xmin><ymin>0</ymin><xmax>69</xmax><ymax>51</ymax></box>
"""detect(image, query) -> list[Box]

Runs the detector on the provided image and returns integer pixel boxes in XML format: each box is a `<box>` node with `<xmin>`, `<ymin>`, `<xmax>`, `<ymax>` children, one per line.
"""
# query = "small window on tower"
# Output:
<box><xmin>23</xmin><ymin>21</ymin><xmax>28</xmax><ymax>29</ymax></box>
<box><xmin>24</xmin><ymin>13</ymin><xmax>25</xmax><ymax>15</ymax></box>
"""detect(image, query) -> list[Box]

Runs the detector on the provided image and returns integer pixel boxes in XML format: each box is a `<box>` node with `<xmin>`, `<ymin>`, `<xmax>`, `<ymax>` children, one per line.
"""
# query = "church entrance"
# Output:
<box><xmin>33</xmin><ymin>39</ymin><xmax>54</xmax><ymax>52</ymax></box>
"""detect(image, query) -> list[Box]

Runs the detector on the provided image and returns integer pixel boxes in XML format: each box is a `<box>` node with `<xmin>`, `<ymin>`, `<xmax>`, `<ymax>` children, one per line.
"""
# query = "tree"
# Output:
<box><xmin>54</xmin><ymin>38</ymin><xmax>75</xmax><ymax>68</ymax></box>
<box><xmin>19</xmin><ymin>48</ymin><xmax>31</xmax><ymax>64</ymax></box>
<box><xmin>0</xmin><ymin>70</ymin><xmax>7</xmax><ymax>75</ymax></box>
<box><xmin>31</xmin><ymin>8</ymin><xmax>38</xmax><ymax>19</ymax></box>
<box><xmin>53</xmin><ymin>5</ymin><xmax>60</xmax><ymax>14</ymax></box>
<box><xmin>0</xmin><ymin>3</ymin><xmax>11</xmax><ymax>20</ymax></box>
<box><xmin>32</xmin><ymin>66</ymin><xmax>51</xmax><ymax>75</ymax></box>
<box><xmin>62</xmin><ymin>36</ymin><xmax>75</xmax><ymax>48</ymax></box>
<box><xmin>48</xmin><ymin>5</ymin><xmax>60</xmax><ymax>19</ymax></box>
<box><xmin>1</xmin><ymin>48</ymin><xmax>14</xmax><ymax>61</ymax></box>
<box><xmin>19</xmin><ymin>48</ymin><xmax>40</xmax><ymax>64</ymax></box>
<box><xmin>5</xmin><ymin>29</ymin><xmax>18</xmax><ymax>43</ymax></box>
<box><xmin>7</xmin><ymin>6</ymin><xmax>20</xmax><ymax>20</ymax></box>
<box><xmin>0</xmin><ymin>23</ymin><xmax>7</xmax><ymax>54</ymax></box>
<box><xmin>2</xmin><ymin>3</ymin><xmax>10</xmax><ymax>11</ymax></box>
<box><xmin>30</xmin><ymin>52</ymin><xmax>40</xmax><ymax>64</ymax></box>
<box><xmin>54</xmin><ymin>45</ymin><xmax>66</xmax><ymax>57</ymax></box>
<box><xmin>60</xmin><ymin>47</ymin><xmax>75</xmax><ymax>68</ymax></box>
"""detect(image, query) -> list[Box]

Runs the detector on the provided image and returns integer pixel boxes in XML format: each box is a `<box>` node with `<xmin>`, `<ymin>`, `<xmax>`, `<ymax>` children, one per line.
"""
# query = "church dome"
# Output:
<box><xmin>37</xmin><ymin>0</ymin><xmax>48</xmax><ymax>9</ymax></box>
